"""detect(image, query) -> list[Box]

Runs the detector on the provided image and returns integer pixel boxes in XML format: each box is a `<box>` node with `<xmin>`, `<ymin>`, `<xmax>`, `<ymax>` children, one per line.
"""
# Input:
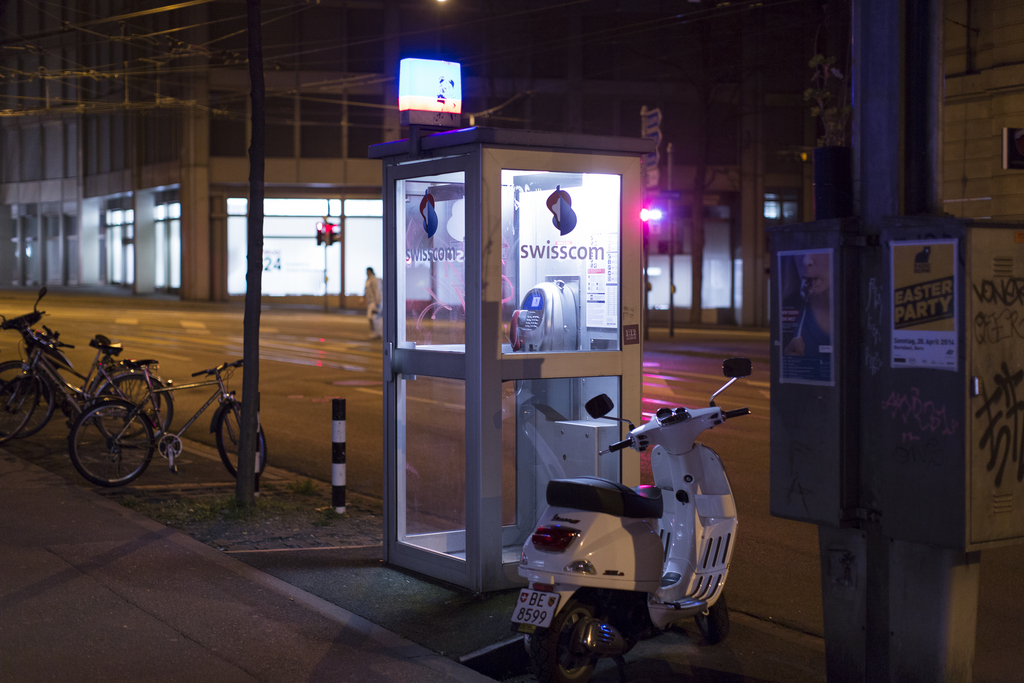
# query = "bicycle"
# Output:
<box><xmin>66</xmin><ymin>358</ymin><xmax>267</xmax><ymax>487</ymax></box>
<box><xmin>0</xmin><ymin>287</ymin><xmax>173</xmax><ymax>443</ymax></box>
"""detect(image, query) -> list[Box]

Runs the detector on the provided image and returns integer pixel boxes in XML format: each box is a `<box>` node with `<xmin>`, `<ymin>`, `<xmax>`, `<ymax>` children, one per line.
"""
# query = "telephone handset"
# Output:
<box><xmin>510</xmin><ymin>280</ymin><xmax>579</xmax><ymax>352</ymax></box>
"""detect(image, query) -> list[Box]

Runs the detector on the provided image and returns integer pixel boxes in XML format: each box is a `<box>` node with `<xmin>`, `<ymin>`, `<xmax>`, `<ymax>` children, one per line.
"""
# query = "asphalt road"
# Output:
<box><xmin>0</xmin><ymin>289</ymin><xmax>385</xmax><ymax>497</ymax></box>
<box><xmin>3</xmin><ymin>290</ymin><xmax>1023</xmax><ymax>682</ymax></box>
<box><xmin>0</xmin><ymin>288</ymin><xmax>821</xmax><ymax>635</ymax></box>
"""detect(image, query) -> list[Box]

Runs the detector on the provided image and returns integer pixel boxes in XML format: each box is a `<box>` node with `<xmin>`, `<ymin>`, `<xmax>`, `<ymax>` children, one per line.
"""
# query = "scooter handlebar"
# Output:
<box><xmin>606</xmin><ymin>437</ymin><xmax>633</xmax><ymax>453</ymax></box>
<box><xmin>723</xmin><ymin>407</ymin><xmax>750</xmax><ymax>420</ymax></box>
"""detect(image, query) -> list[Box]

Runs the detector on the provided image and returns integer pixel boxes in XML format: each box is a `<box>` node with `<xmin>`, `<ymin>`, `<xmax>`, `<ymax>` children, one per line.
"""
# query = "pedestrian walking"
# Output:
<box><xmin>365</xmin><ymin>267</ymin><xmax>382</xmax><ymax>339</ymax></box>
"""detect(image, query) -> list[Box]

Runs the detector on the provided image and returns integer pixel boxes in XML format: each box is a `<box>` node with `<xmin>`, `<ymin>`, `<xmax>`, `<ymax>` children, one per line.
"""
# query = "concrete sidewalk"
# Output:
<box><xmin>0</xmin><ymin>443</ymin><xmax>829</xmax><ymax>683</ymax></box>
<box><xmin>4</xmin><ymin>441</ymin><xmax>1021</xmax><ymax>683</ymax></box>
<box><xmin>0</xmin><ymin>452</ymin><xmax>490</xmax><ymax>683</ymax></box>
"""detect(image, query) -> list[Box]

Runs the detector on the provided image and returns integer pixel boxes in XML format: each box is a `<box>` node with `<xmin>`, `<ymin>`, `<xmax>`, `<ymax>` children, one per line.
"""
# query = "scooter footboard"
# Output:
<box><xmin>688</xmin><ymin>518</ymin><xmax>736</xmax><ymax>604</ymax></box>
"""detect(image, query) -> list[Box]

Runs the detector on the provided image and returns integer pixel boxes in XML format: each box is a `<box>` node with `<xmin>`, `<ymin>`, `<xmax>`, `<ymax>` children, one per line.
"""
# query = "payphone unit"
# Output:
<box><xmin>510</xmin><ymin>280</ymin><xmax>579</xmax><ymax>352</ymax></box>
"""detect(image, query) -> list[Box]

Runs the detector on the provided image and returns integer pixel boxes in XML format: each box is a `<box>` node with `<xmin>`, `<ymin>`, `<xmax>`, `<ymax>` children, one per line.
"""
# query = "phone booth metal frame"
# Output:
<box><xmin>371</xmin><ymin>127</ymin><xmax>650</xmax><ymax>592</ymax></box>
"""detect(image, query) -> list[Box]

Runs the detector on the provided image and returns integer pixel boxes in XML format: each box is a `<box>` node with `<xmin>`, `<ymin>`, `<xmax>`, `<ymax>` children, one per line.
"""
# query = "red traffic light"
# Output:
<box><xmin>316</xmin><ymin>219</ymin><xmax>339</xmax><ymax>246</ymax></box>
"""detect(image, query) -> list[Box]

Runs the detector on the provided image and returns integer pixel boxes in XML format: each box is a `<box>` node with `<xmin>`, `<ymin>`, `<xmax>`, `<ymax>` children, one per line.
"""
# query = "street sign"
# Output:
<box><xmin>641</xmin><ymin>106</ymin><xmax>663</xmax><ymax>190</ymax></box>
<box><xmin>642</xmin><ymin>107</ymin><xmax>662</xmax><ymax>136</ymax></box>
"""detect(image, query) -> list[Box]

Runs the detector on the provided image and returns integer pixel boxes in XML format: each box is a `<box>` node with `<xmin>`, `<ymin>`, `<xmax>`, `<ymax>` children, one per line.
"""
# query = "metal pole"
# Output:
<box><xmin>339</xmin><ymin>214</ymin><xmax>346</xmax><ymax>310</ymax></box>
<box><xmin>332</xmin><ymin>398</ymin><xmax>346</xmax><ymax>514</ymax></box>
<box><xmin>254</xmin><ymin>391</ymin><xmax>261</xmax><ymax>495</ymax></box>
<box><xmin>641</xmin><ymin>106</ymin><xmax>649</xmax><ymax>341</ymax></box>
<box><xmin>667</xmin><ymin>142</ymin><xmax>674</xmax><ymax>337</ymax></box>
<box><xmin>323</xmin><ymin>243</ymin><xmax>329</xmax><ymax>313</ymax></box>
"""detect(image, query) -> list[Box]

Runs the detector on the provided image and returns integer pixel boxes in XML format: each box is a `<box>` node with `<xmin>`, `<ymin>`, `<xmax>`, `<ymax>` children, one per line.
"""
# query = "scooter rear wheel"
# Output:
<box><xmin>694</xmin><ymin>591</ymin><xmax>730</xmax><ymax>644</ymax></box>
<box><xmin>526</xmin><ymin>596</ymin><xmax>597</xmax><ymax>683</ymax></box>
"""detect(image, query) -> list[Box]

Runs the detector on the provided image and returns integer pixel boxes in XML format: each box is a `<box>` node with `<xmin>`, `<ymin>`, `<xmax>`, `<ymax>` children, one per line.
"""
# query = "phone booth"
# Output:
<box><xmin>370</xmin><ymin>127</ymin><xmax>651</xmax><ymax>591</ymax></box>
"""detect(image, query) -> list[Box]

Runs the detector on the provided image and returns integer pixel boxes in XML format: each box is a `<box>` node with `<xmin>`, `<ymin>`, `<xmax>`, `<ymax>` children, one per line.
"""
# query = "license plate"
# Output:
<box><xmin>511</xmin><ymin>589</ymin><xmax>560</xmax><ymax>630</ymax></box>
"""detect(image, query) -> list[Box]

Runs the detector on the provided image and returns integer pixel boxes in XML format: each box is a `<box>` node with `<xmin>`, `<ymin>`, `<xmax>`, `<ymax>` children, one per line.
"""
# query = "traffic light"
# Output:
<box><xmin>316</xmin><ymin>219</ymin><xmax>339</xmax><ymax>246</ymax></box>
<box><xmin>639</xmin><ymin>207</ymin><xmax>663</xmax><ymax>223</ymax></box>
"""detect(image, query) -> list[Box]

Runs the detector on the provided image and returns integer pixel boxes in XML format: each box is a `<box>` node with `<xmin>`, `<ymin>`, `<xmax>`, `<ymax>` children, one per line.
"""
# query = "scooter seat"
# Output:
<box><xmin>547</xmin><ymin>477</ymin><xmax>663</xmax><ymax>519</ymax></box>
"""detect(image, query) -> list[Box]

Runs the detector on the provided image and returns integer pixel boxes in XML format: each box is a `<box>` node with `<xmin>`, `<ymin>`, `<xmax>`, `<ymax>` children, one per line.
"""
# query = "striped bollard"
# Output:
<box><xmin>332</xmin><ymin>398</ymin><xmax>346</xmax><ymax>514</ymax></box>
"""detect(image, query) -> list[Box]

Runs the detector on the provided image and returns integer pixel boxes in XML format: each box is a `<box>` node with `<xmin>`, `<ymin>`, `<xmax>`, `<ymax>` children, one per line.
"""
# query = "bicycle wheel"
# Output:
<box><xmin>0</xmin><ymin>360</ymin><xmax>55</xmax><ymax>438</ymax></box>
<box><xmin>214</xmin><ymin>400</ymin><xmax>267</xmax><ymax>478</ymax></box>
<box><xmin>0</xmin><ymin>375</ymin><xmax>42</xmax><ymax>444</ymax></box>
<box><xmin>102</xmin><ymin>372</ymin><xmax>174</xmax><ymax>432</ymax></box>
<box><xmin>68</xmin><ymin>398</ymin><xmax>154</xmax><ymax>486</ymax></box>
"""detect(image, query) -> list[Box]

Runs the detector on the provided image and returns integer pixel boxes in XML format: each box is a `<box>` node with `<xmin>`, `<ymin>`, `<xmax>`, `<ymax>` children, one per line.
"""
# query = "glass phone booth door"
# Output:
<box><xmin>386</xmin><ymin>156</ymin><xmax>476</xmax><ymax>589</ymax></box>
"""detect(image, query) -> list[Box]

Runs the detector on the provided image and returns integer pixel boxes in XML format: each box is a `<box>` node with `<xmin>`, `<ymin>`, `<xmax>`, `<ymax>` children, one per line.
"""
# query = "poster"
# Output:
<box><xmin>778</xmin><ymin>249</ymin><xmax>834</xmax><ymax>385</ymax></box>
<box><xmin>585</xmin><ymin>233</ymin><xmax>619</xmax><ymax>329</ymax></box>
<box><xmin>890</xmin><ymin>239</ymin><xmax>958</xmax><ymax>371</ymax></box>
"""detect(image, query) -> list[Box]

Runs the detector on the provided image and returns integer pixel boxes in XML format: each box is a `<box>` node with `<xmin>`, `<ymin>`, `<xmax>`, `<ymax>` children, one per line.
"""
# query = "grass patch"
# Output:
<box><xmin>286</xmin><ymin>478</ymin><xmax>320</xmax><ymax>496</ymax></box>
<box><xmin>117</xmin><ymin>488</ymin><xmax>339</xmax><ymax>527</ymax></box>
<box><xmin>119</xmin><ymin>494</ymin><xmax>257</xmax><ymax>524</ymax></box>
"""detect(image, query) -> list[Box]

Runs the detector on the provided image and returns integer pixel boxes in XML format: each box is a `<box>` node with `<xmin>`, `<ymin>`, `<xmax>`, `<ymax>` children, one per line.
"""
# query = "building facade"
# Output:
<box><xmin>2</xmin><ymin>0</ymin><xmax>861</xmax><ymax>326</ymax></box>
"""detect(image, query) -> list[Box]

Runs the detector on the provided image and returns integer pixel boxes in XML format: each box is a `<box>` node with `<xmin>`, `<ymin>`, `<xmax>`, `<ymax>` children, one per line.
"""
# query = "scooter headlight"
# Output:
<box><xmin>564</xmin><ymin>560</ymin><xmax>597</xmax><ymax>575</ymax></box>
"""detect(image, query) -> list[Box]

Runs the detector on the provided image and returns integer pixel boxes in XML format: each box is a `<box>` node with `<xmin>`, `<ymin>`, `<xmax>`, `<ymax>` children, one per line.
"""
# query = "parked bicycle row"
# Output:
<box><xmin>0</xmin><ymin>287</ymin><xmax>267</xmax><ymax>487</ymax></box>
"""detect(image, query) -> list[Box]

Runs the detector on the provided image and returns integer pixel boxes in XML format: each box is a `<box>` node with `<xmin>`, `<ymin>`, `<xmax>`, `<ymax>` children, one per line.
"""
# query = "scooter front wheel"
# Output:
<box><xmin>526</xmin><ymin>596</ymin><xmax>597</xmax><ymax>683</ymax></box>
<box><xmin>694</xmin><ymin>591</ymin><xmax>730</xmax><ymax>644</ymax></box>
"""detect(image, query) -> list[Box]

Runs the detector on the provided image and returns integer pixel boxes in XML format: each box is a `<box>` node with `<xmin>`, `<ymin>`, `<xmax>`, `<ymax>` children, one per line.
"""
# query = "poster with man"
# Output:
<box><xmin>778</xmin><ymin>249</ymin><xmax>834</xmax><ymax>385</ymax></box>
<box><xmin>890</xmin><ymin>239</ymin><xmax>958</xmax><ymax>370</ymax></box>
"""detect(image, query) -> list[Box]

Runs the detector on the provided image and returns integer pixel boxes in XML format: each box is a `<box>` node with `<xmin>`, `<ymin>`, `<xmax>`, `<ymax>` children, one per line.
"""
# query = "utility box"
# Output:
<box><xmin>770</xmin><ymin>216</ymin><xmax>1024</xmax><ymax>551</ymax></box>
<box><xmin>768</xmin><ymin>218</ymin><xmax>862</xmax><ymax>526</ymax></box>
<box><xmin>370</xmin><ymin>127</ymin><xmax>652</xmax><ymax>591</ymax></box>
<box><xmin>869</xmin><ymin>218</ymin><xmax>1024</xmax><ymax>550</ymax></box>
<box><xmin>527</xmin><ymin>419</ymin><xmax>621</xmax><ymax>525</ymax></box>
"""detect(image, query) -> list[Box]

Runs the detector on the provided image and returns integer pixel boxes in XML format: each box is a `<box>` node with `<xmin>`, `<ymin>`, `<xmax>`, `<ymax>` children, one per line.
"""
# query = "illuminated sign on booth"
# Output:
<box><xmin>398</xmin><ymin>58</ymin><xmax>462</xmax><ymax>127</ymax></box>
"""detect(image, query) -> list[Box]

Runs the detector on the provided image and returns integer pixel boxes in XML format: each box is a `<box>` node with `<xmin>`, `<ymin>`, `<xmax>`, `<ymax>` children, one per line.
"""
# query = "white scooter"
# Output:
<box><xmin>511</xmin><ymin>357</ymin><xmax>752</xmax><ymax>683</ymax></box>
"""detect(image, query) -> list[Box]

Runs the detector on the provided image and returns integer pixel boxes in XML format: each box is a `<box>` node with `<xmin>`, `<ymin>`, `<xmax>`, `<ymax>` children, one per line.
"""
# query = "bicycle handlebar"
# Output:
<box><xmin>723</xmin><ymin>407</ymin><xmax>750</xmax><ymax>420</ymax></box>
<box><xmin>0</xmin><ymin>311</ymin><xmax>43</xmax><ymax>331</ymax></box>
<box><xmin>191</xmin><ymin>359</ymin><xmax>244</xmax><ymax>377</ymax></box>
<box><xmin>39</xmin><ymin>326</ymin><xmax>73</xmax><ymax>349</ymax></box>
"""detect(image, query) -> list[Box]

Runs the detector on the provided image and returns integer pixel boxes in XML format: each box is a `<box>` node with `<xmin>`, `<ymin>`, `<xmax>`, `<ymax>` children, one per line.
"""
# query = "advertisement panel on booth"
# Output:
<box><xmin>501</xmin><ymin>170</ymin><xmax>621</xmax><ymax>353</ymax></box>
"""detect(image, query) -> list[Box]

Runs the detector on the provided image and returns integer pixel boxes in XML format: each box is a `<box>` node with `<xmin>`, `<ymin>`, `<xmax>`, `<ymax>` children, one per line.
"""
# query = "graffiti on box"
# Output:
<box><xmin>975</xmin><ymin>362</ymin><xmax>1024</xmax><ymax>488</ymax></box>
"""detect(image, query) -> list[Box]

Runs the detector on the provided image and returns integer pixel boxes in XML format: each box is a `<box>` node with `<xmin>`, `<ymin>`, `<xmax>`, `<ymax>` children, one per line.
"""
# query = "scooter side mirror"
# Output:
<box><xmin>723</xmin><ymin>357</ymin><xmax>751</xmax><ymax>379</ymax></box>
<box><xmin>585</xmin><ymin>394</ymin><xmax>615</xmax><ymax>419</ymax></box>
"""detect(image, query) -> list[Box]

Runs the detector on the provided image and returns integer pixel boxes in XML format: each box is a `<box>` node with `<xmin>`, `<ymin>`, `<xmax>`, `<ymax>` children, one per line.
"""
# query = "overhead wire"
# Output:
<box><xmin>1</xmin><ymin>0</ymin><xmax>806</xmax><ymax>119</ymax></box>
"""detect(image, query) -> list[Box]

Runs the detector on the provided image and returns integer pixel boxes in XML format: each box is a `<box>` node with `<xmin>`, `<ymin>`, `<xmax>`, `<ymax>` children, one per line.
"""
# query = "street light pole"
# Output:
<box><xmin>667</xmin><ymin>142</ymin><xmax>674</xmax><ymax>337</ymax></box>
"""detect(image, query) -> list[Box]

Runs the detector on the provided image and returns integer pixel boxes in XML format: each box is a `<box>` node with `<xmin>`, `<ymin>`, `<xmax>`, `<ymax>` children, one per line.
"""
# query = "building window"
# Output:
<box><xmin>226</xmin><ymin>196</ymin><xmax>383</xmax><ymax>299</ymax></box>
<box><xmin>103</xmin><ymin>197</ymin><xmax>134</xmax><ymax>285</ymax></box>
<box><xmin>154</xmin><ymin>189</ymin><xmax>181</xmax><ymax>290</ymax></box>
<box><xmin>764</xmin><ymin>190</ymin><xmax>799</xmax><ymax>226</ymax></box>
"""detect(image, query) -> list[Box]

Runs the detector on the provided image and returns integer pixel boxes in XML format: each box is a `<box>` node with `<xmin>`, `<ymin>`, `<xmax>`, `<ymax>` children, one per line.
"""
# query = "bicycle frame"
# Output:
<box><xmin>22</xmin><ymin>346</ymin><xmax>87</xmax><ymax>412</ymax></box>
<box><xmin>153</xmin><ymin>378</ymin><xmax>226</xmax><ymax>433</ymax></box>
<box><xmin>67</xmin><ymin>357</ymin><xmax>264</xmax><ymax>486</ymax></box>
<box><xmin>19</xmin><ymin>339</ymin><xmax>136</xmax><ymax>415</ymax></box>
<box><xmin>136</xmin><ymin>367</ymin><xmax>243</xmax><ymax>472</ymax></box>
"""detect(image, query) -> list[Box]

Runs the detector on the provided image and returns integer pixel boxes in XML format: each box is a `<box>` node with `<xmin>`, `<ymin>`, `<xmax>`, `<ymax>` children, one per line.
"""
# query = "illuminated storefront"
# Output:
<box><xmin>226</xmin><ymin>197</ymin><xmax>383</xmax><ymax>300</ymax></box>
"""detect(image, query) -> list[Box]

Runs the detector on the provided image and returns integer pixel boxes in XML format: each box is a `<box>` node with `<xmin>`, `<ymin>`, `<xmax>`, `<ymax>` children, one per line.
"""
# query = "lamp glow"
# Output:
<box><xmin>640</xmin><ymin>208</ymin><xmax>662</xmax><ymax>222</ymax></box>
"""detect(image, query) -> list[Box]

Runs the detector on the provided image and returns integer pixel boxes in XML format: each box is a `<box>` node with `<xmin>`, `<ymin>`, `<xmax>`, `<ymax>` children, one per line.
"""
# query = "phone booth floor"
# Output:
<box><xmin>370</xmin><ymin>127</ymin><xmax>652</xmax><ymax>592</ymax></box>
